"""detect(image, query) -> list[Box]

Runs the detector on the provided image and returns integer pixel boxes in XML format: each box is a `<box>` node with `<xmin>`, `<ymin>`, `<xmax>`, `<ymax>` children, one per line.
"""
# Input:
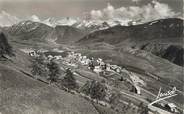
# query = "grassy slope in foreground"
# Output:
<box><xmin>0</xmin><ymin>64</ymin><xmax>99</xmax><ymax>114</ymax></box>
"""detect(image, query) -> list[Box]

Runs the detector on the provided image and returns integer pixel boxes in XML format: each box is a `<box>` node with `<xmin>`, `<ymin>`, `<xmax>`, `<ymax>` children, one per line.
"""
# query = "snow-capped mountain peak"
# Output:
<box><xmin>0</xmin><ymin>11</ymin><xmax>20</xmax><ymax>27</ymax></box>
<box><xmin>41</xmin><ymin>17</ymin><xmax>78</xmax><ymax>27</ymax></box>
<box><xmin>42</xmin><ymin>17</ymin><xmax>57</xmax><ymax>27</ymax></box>
<box><xmin>57</xmin><ymin>17</ymin><xmax>78</xmax><ymax>26</ymax></box>
<box><xmin>0</xmin><ymin>11</ymin><xmax>138</xmax><ymax>30</ymax></box>
<box><xmin>30</xmin><ymin>15</ymin><xmax>41</xmax><ymax>22</ymax></box>
<box><xmin>74</xmin><ymin>18</ymin><xmax>135</xmax><ymax>32</ymax></box>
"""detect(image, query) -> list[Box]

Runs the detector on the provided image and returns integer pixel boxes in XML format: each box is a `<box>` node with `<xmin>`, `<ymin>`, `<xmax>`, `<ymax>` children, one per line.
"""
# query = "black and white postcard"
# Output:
<box><xmin>0</xmin><ymin>0</ymin><xmax>183</xmax><ymax>114</ymax></box>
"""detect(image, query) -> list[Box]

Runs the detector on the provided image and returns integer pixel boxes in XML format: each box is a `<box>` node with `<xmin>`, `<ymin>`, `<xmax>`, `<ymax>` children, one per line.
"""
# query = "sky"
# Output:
<box><xmin>0</xmin><ymin>0</ymin><xmax>183</xmax><ymax>20</ymax></box>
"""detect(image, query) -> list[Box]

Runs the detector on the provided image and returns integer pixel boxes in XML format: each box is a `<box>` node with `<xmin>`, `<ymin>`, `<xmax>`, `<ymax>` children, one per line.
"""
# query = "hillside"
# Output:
<box><xmin>78</xmin><ymin>18</ymin><xmax>183</xmax><ymax>45</ymax></box>
<box><xmin>78</xmin><ymin>18</ymin><xmax>184</xmax><ymax>66</ymax></box>
<box><xmin>2</xmin><ymin>21</ymin><xmax>88</xmax><ymax>46</ymax></box>
<box><xmin>141</xmin><ymin>44</ymin><xmax>184</xmax><ymax>66</ymax></box>
<box><xmin>0</xmin><ymin>64</ymin><xmax>99</xmax><ymax>114</ymax></box>
<box><xmin>6</xmin><ymin>20</ymin><xmax>54</xmax><ymax>42</ymax></box>
<box><xmin>55</xmin><ymin>25</ymin><xmax>85</xmax><ymax>44</ymax></box>
<box><xmin>0</xmin><ymin>32</ymin><xmax>99</xmax><ymax>114</ymax></box>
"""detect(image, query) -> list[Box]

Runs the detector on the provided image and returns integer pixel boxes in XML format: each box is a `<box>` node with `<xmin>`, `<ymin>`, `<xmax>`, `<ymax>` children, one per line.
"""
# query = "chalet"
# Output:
<box><xmin>28</xmin><ymin>50</ymin><xmax>40</xmax><ymax>57</ymax></box>
<box><xmin>135</xmin><ymin>85</ymin><xmax>141</xmax><ymax>95</ymax></box>
<box><xmin>165</xmin><ymin>103</ymin><xmax>178</xmax><ymax>113</ymax></box>
<box><xmin>106</xmin><ymin>64</ymin><xmax>112</xmax><ymax>71</ymax></box>
<box><xmin>94</xmin><ymin>66</ymin><xmax>103</xmax><ymax>74</ymax></box>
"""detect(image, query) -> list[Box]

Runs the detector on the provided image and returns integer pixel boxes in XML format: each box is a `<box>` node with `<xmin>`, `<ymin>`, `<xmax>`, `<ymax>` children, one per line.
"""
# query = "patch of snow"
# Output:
<box><xmin>57</xmin><ymin>17</ymin><xmax>78</xmax><ymax>26</ymax></box>
<box><xmin>30</xmin><ymin>15</ymin><xmax>41</xmax><ymax>22</ymax></box>
<box><xmin>42</xmin><ymin>17</ymin><xmax>56</xmax><ymax>27</ymax></box>
<box><xmin>0</xmin><ymin>11</ymin><xmax>20</xmax><ymax>27</ymax></box>
<box><xmin>149</xmin><ymin>20</ymin><xmax>159</xmax><ymax>25</ymax></box>
<box><xmin>53</xmin><ymin>48</ymin><xmax>64</xmax><ymax>53</ymax></box>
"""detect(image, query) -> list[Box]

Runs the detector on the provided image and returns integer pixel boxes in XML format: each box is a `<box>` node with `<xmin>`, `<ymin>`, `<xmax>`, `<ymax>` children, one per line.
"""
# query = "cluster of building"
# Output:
<box><xmin>26</xmin><ymin>49</ymin><xmax>144</xmax><ymax>94</ymax></box>
<box><xmin>26</xmin><ymin>49</ymin><xmax>124</xmax><ymax>74</ymax></box>
<box><xmin>21</xmin><ymin>48</ymin><xmax>48</xmax><ymax>57</ymax></box>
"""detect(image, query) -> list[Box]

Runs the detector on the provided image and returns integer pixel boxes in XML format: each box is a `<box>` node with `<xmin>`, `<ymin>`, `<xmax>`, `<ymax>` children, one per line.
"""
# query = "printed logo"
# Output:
<box><xmin>149</xmin><ymin>87</ymin><xmax>178</xmax><ymax>106</ymax></box>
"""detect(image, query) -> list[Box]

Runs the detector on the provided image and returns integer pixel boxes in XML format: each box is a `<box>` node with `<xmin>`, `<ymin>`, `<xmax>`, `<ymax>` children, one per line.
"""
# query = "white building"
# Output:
<box><xmin>166</xmin><ymin>103</ymin><xmax>178</xmax><ymax>113</ymax></box>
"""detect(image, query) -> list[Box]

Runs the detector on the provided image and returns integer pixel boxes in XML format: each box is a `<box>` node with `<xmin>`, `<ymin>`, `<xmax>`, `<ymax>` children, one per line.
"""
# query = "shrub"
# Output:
<box><xmin>30</xmin><ymin>55</ymin><xmax>48</xmax><ymax>78</ymax></box>
<box><xmin>137</xmin><ymin>102</ymin><xmax>149</xmax><ymax>114</ymax></box>
<box><xmin>80</xmin><ymin>80</ymin><xmax>107</xmax><ymax>101</ymax></box>
<box><xmin>61</xmin><ymin>68</ymin><xmax>78</xmax><ymax>90</ymax></box>
<box><xmin>0</xmin><ymin>32</ymin><xmax>14</xmax><ymax>57</ymax></box>
<box><xmin>109</xmin><ymin>91</ymin><xmax>121</xmax><ymax>106</ymax></box>
<box><xmin>47</xmin><ymin>60</ymin><xmax>60</xmax><ymax>82</ymax></box>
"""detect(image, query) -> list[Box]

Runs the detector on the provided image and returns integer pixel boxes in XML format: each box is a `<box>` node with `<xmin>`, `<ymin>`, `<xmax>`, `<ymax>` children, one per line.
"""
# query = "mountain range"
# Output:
<box><xmin>1</xmin><ymin>16</ymin><xmax>183</xmax><ymax>67</ymax></box>
<box><xmin>78</xmin><ymin>18</ymin><xmax>184</xmax><ymax>67</ymax></box>
<box><xmin>0</xmin><ymin>11</ymin><xmax>136</xmax><ymax>31</ymax></box>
